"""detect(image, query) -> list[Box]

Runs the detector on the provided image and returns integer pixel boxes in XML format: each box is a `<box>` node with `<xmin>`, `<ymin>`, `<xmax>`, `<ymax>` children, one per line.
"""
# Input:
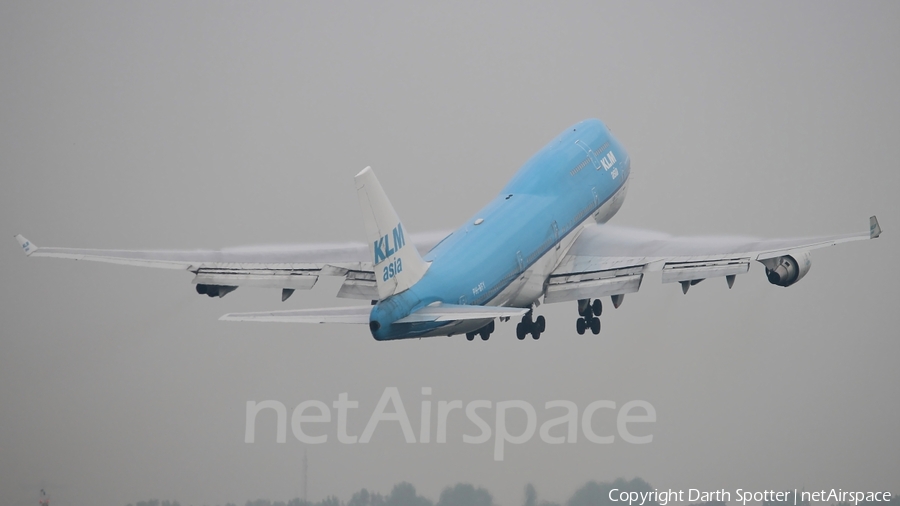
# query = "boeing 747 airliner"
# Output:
<box><xmin>15</xmin><ymin>119</ymin><xmax>881</xmax><ymax>341</ymax></box>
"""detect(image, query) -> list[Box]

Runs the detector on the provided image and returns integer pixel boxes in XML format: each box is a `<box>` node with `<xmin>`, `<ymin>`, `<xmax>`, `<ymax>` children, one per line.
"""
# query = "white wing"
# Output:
<box><xmin>14</xmin><ymin>232</ymin><xmax>449</xmax><ymax>301</ymax></box>
<box><xmin>545</xmin><ymin>216</ymin><xmax>882</xmax><ymax>302</ymax></box>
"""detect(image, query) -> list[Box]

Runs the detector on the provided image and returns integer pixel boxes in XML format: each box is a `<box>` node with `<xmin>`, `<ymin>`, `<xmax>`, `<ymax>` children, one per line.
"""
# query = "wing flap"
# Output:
<box><xmin>660</xmin><ymin>259</ymin><xmax>751</xmax><ymax>284</ymax></box>
<box><xmin>545</xmin><ymin>266</ymin><xmax>644</xmax><ymax>303</ymax></box>
<box><xmin>336</xmin><ymin>271</ymin><xmax>379</xmax><ymax>300</ymax></box>
<box><xmin>545</xmin><ymin>273</ymin><xmax>643</xmax><ymax>304</ymax></box>
<box><xmin>220</xmin><ymin>306</ymin><xmax>372</xmax><ymax>324</ymax></box>
<box><xmin>193</xmin><ymin>269</ymin><xmax>319</xmax><ymax>290</ymax></box>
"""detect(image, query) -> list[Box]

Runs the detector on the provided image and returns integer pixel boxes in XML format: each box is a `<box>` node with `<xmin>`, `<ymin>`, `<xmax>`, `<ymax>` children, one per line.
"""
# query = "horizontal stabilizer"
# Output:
<box><xmin>220</xmin><ymin>306</ymin><xmax>372</xmax><ymax>324</ymax></box>
<box><xmin>395</xmin><ymin>303</ymin><xmax>529</xmax><ymax>323</ymax></box>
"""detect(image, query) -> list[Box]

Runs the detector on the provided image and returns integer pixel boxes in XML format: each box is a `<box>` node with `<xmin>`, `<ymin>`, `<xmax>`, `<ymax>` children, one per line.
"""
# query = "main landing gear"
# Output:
<box><xmin>516</xmin><ymin>311</ymin><xmax>546</xmax><ymax>340</ymax></box>
<box><xmin>576</xmin><ymin>298</ymin><xmax>602</xmax><ymax>335</ymax></box>
<box><xmin>466</xmin><ymin>320</ymin><xmax>495</xmax><ymax>341</ymax></box>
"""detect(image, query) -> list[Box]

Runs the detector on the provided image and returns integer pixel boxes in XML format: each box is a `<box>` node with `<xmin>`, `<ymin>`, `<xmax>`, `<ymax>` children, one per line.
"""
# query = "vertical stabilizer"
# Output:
<box><xmin>355</xmin><ymin>167</ymin><xmax>429</xmax><ymax>299</ymax></box>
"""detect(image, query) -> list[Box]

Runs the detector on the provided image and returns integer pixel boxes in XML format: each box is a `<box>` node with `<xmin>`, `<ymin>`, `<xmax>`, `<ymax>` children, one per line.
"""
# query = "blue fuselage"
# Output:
<box><xmin>370</xmin><ymin>119</ymin><xmax>630</xmax><ymax>340</ymax></box>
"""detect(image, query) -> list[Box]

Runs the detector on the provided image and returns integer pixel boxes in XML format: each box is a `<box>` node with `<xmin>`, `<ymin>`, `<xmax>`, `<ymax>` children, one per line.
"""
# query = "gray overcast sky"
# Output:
<box><xmin>1</xmin><ymin>2</ymin><xmax>898</xmax><ymax>506</ymax></box>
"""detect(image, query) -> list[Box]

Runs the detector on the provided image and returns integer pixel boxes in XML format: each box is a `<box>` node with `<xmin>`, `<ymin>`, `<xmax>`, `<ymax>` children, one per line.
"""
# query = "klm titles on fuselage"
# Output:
<box><xmin>600</xmin><ymin>150</ymin><xmax>616</xmax><ymax>171</ymax></box>
<box><xmin>374</xmin><ymin>223</ymin><xmax>406</xmax><ymax>281</ymax></box>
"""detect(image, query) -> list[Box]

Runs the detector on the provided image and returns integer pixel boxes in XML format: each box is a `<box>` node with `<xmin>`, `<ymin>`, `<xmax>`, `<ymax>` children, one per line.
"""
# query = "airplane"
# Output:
<box><xmin>15</xmin><ymin>119</ymin><xmax>882</xmax><ymax>341</ymax></box>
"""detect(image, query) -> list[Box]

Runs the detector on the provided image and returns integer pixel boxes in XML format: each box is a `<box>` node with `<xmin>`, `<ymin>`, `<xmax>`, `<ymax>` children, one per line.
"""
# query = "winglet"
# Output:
<box><xmin>14</xmin><ymin>234</ymin><xmax>36</xmax><ymax>256</ymax></box>
<box><xmin>870</xmin><ymin>216</ymin><xmax>882</xmax><ymax>239</ymax></box>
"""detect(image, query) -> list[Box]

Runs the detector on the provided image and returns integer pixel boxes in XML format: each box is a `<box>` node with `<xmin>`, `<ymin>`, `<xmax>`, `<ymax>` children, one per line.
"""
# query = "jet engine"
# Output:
<box><xmin>763</xmin><ymin>251</ymin><xmax>811</xmax><ymax>287</ymax></box>
<box><xmin>195</xmin><ymin>283</ymin><xmax>238</xmax><ymax>298</ymax></box>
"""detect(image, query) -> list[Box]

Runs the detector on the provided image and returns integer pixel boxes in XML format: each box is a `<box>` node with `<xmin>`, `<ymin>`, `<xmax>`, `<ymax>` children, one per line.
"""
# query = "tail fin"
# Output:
<box><xmin>15</xmin><ymin>234</ymin><xmax>36</xmax><ymax>256</ymax></box>
<box><xmin>355</xmin><ymin>167</ymin><xmax>429</xmax><ymax>299</ymax></box>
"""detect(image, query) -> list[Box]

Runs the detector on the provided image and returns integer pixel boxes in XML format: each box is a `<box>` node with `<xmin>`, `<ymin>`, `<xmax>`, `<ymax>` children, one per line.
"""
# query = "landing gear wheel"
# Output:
<box><xmin>516</xmin><ymin>323</ymin><xmax>526</xmax><ymax>340</ymax></box>
<box><xmin>532</xmin><ymin>330</ymin><xmax>541</xmax><ymax>340</ymax></box>
<box><xmin>576</xmin><ymin>318</ymin><xmax>586</xmax><ymax>335</ymax></box>
<box><xmin>577</xmin><ymin>299</ymin><xmax>591</xmax><ymax>318</ymax></box>
<box><xmin>536</xmin><ymin>315</ymin><xmax>546</xmax><ymax>333</ymax></box>
<box><xmin>592</xmin><ymin>299</ymin><xmax>603</xmax><ymax>317</ymax></box>
<box><xmin>590</xmin><ymin>317</ymin><xmax>601</xmax><ymax>335</ymax></box>
<box><xmin>466</xmin><ymin>333</ymin><xmax>475</xmax><ymax>341</ymax></box>
<box><xmin>480</xmin><ymin>329</ymin><xmax>490</xmax><ymax>341</ymax></box>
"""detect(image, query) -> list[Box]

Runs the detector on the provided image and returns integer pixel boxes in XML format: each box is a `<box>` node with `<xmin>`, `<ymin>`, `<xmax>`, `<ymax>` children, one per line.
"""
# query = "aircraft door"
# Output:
<box><xmin>576</xmin><ymin>140</ymin><xmax>601</xmax><ymax>169</ymax></box>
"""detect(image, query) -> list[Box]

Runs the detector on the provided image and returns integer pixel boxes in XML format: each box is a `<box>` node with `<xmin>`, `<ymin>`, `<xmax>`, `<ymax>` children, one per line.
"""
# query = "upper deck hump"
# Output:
<box><xmin>501</xmin><ymin>119</ymin><xmax>610</xmax><ymax>195</ymax></box>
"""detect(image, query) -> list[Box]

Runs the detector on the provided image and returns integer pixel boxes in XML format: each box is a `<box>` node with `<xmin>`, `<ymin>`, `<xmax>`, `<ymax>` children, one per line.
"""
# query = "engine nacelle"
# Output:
<box><xmin>195</xmin><ymin>283</ymin><xmax>238</xmax><ymax>298</ymax></box>
<box><xmin>763</xmin><ymin>251</ymin><xmax>812</xmax><ymax>287</ymax></box>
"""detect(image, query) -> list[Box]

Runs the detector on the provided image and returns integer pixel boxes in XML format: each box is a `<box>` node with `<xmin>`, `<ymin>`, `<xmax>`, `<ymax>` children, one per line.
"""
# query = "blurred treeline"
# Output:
<box><xmin>125</xmin><ymin>478</ymin><xmax>897</xmax><ymax>506</ymax></box>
